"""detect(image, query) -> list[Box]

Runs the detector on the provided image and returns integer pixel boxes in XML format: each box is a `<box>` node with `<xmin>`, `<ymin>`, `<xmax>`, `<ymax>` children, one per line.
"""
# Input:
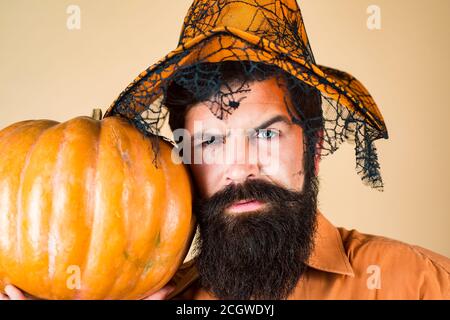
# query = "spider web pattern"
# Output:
<box><xmin>104</xmin><ymin>0</ymin><xmax>388</xmax><ymax>190</ymax></box>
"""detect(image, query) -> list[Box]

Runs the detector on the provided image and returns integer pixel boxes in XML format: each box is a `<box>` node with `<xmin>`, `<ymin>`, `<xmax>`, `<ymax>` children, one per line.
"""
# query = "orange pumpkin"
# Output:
<box><xmin>0</xmin><ymin>116</ymin><xmax>195</xmax><ymax>299</ymax></box>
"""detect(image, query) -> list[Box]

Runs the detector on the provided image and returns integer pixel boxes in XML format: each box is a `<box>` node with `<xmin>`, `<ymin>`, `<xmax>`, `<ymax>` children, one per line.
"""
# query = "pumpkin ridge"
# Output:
<box><xmin>119</xmin><ymin>123</ymin><xmax>166</xmax><ymax>299</ymax></box>
<box><xmin>105</xmin><ymin>119</ymin><xmax>137</xmax><ymax>298</ymax></box>
<box><xmin>47</xmin><ymin>121</ymin><xmax>75</xmax><ymax>298</ymax></box>
<box><xmin>147</xmin><ymin>142</ymin><xmax>194</xmax><ymax>292</ymax></box>
<box><xmin>79</xmin><ymin>118</ymin><xmax>102</xmax><ymax>299</ymax></box>
<box><xmin>77</xmin><ymin>118</ymin><xmax>101</xmax><ymax>299</ymax></box>
<box><xmin>16</xmin><ymin>122</ymin><xmax>59</xmax><ymax>269</ymax></box>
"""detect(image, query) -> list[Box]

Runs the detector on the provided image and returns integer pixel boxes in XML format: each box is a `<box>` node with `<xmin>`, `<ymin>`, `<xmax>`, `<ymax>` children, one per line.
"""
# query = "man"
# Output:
<box><xmin>2</xmin><ymin>0</ymin><xmax>449</xmax><ymax>300</ymax></box>
<box><xmin>161</xmin><ymin>61</ymin><xmax>450</xmax><ymax>300</ymax></box>
<box><xmin>112</xmin><ymin>0</ymin><xmax>448</xmax><ymax>299</ymax></box>
<box><xmin>165</xmin><ymin>62</ymin><xmax>322</xmax><ymax>299</ymax></box>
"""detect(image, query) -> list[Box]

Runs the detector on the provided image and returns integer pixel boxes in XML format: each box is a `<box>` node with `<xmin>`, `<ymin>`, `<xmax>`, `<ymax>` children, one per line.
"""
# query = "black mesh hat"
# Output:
<box><xmin>104</xmin><ymin>0</ymin><xmax>389</xmax><ymax>190</ymax></box>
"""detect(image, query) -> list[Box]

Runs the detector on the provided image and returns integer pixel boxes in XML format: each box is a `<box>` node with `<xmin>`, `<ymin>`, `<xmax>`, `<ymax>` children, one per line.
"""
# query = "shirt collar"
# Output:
<box><xmin>306</xmin><ymin>211</ymin><xmax>355</xmax><ymax>277</ymax></box>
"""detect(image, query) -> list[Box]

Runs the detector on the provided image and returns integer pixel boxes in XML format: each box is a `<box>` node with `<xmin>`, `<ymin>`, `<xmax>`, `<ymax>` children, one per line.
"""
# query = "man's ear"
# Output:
<box><xmin>314</xmin><ymin>129</ymin><xmax>324</xmax><ymax>176</ymax></box>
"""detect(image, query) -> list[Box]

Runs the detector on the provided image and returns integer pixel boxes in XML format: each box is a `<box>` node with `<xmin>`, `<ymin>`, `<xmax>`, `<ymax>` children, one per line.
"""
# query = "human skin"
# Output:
<box><xmin>185</xmin><ymin>77</ymin><xmax>320</xmax><ymax>203</ymax></box>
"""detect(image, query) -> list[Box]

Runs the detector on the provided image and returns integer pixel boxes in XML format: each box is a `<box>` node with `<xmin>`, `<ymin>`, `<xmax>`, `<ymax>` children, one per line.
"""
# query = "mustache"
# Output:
<box><xmin>195</xmin><ymin>179</ymin><xmax>303</xmax><ymax>215</ymax></box>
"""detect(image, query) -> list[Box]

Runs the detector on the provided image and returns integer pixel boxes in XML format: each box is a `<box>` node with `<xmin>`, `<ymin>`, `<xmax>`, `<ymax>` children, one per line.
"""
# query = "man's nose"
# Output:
<box><xmin>224</xmin><ymin>135</ymin><xmax>259</xmax><ymax>184</ymax></box>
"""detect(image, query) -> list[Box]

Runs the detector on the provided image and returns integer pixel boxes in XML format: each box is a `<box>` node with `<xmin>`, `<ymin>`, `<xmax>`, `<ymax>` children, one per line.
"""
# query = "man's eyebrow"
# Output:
<box><xmin>191</xmin><ymin>131</ymin><xmax>226</xmax><ymax>143</ymax></box>
<box><xmin>253</xmin><ymin>115</ymin><xmax>292</xmax><ymax>131</ymax></box>
<box><xmin>190</xmin><ymin>115</ymin><xmax>291</xmax><ymax>143</ymax></box>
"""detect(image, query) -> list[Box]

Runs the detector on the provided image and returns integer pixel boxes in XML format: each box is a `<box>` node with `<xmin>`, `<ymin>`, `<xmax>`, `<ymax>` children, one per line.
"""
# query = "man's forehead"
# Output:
<box><xmin>184</xmin><ymin>77</ymin><xmax>293</xmax><ymax>131</ymax></box>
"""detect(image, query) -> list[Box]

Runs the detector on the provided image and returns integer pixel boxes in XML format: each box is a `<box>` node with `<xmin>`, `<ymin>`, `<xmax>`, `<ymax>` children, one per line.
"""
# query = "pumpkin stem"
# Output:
<box><xmin>91</xmin><ymin>108</ymin><xmax>103</xmax><ymax>120</ymax></box>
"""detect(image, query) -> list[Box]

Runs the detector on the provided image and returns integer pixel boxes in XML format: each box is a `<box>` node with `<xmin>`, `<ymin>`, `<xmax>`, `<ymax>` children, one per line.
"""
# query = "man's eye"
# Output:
<box><xmin>202</xmin><ymin>136</ymin><xmax>218</xmax><ymax>146</ymax></box>
<box><xmin>256</xmin><ymin>129</ymin><xmax>279</xmax><ymax>139</ymax></box>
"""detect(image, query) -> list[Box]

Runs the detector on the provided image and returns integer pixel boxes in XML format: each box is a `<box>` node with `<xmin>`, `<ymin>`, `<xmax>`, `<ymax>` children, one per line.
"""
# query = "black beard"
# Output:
<box><xmin>193</xmin><ymin>176</ymin><xmax>319</xmax><ymax>300</ymax></box>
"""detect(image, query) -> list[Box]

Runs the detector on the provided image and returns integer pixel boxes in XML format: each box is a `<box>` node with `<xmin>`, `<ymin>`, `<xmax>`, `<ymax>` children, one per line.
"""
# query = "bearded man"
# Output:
<box><xmin>2</xmin><ymin>0</ymin><xmax>448</xmax><ymax>300</ymax></box>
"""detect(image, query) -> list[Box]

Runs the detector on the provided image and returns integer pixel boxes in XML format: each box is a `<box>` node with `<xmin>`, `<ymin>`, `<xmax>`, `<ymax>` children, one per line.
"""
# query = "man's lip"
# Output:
<box><xmin>226</xmin><ymin>199</ymin><xmax>266</xmax><ymax>214</ymax></box>
<box><xmin>234</xmin><ymin>199</ymin><xmax>255</xmax><ymax>205</ymax></box>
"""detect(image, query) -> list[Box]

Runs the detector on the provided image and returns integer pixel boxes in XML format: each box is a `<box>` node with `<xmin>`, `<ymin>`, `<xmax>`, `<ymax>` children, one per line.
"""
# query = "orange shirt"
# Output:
<box><xmin>168</xmin><ymin>212</ymin><xmax>450</xmax><ymax>300</ymax></box>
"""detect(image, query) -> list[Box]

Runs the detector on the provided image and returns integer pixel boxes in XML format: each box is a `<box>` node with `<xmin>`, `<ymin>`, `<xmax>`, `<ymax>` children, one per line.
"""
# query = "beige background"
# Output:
<box><xmin>0</xmin><ymin>0</ymin><xmax>449</xmax><ymax>257</ymax></box>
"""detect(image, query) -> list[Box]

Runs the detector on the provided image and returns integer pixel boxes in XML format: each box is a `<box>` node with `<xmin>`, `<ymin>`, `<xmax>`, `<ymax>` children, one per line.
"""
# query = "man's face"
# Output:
<box><xmin>181</xmin><ymin>76</ymin><xmax>319</xmax><ymax>300</ymax></box>
<box><xmin>185</xmin><ymin>77</ymin><xmax>307</xmax><ymax>202</ymax></box>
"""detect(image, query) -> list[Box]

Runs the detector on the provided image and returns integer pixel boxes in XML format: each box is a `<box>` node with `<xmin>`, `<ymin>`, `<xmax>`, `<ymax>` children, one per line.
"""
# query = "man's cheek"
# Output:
<box><xmin>263</xmin><ymin>153</ymin><xmax>304</xmax><ymax>190</ymax></box>
<box><xmin>253</xmin><ymin>139</ymin><xmax>281</xmax><ymax>175</ymax></box>
<box><xmin>191</xmin><ymin>164</ymin><xmax>222</xmax><ymax>198</ymax></box>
